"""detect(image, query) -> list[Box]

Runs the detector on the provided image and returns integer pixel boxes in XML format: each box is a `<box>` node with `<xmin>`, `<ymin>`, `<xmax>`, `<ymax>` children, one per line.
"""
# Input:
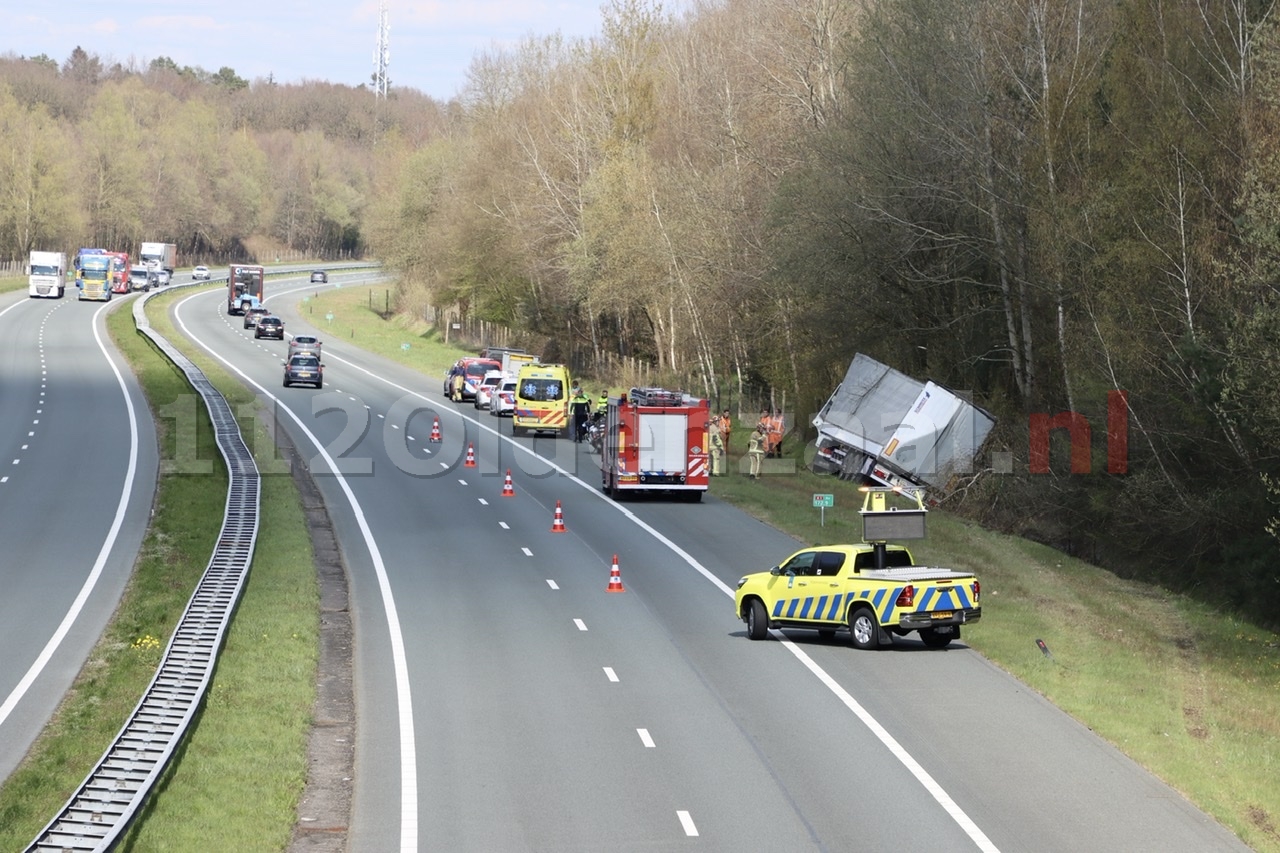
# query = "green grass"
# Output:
<box><xmin>119</xmin><ymin>290</ymin><xmax>318</xmax><ymax>851</ymax></box>
<box><xmin>0</xmin><ymin>274</ymin><xmax>27</xmax><ymax>294</ymax></box>
<box><xmin>0</xmin><ymin>292</ymin><xmax>317</xmax><ymax>852</ymax></box>
<box><xmin>302</xmin><ymin>285</ymin><xmax>463</xmax><ymax>378</ymax></box>
<box><xmin>292</xmin><ymin>285</ymin><xmax>1280</xmax><ymax>852</ymax></box>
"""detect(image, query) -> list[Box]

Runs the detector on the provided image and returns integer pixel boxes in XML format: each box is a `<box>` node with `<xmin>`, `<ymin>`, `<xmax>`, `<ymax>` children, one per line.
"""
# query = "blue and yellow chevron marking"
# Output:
<box><xmin>769</xmin><ymin>584</ymin><xmax>970</xmax><ymax>625</ymax></box>
<box><xmin>917</xmin><ymin>585</ymin><xmax>974</xmax><ymax>611</ymax></box>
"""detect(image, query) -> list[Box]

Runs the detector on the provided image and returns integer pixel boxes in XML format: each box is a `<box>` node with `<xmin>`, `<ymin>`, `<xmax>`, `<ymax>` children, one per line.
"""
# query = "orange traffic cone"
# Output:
<box><xmin>464</xmin><ymin>443</ymin><xmax>476</xmax><ymax>468</ymax></box>
<box><xmin>606</xmin><ymin>554</ymin><xmax>625</xmax><ymax>592</ymax></box>
<box><xmin>501</xmin><ymin>469</ymin><xmax>515</xmax><ymax>497</ymax></box>
<box><xmin>550</xmin><ymin>500</ymin><xmax>566</xmax><ymax>532</ymax></box>
<box><xmin>429</xmin><ymin>417</ymin><xmax>441</xmax><ymax>443</ymax></box>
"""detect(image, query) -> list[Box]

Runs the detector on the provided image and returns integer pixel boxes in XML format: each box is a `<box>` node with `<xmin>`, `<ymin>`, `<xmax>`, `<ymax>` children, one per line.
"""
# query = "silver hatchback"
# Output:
<box><xmin>288</xmin><ymin>334</ymin><xmax>323</xmax><ymax>359</ymax></box>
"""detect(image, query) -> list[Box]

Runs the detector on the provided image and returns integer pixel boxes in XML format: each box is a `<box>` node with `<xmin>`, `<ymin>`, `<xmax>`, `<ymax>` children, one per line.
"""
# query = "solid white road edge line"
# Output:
<box><xmin>0</xmin><ymin>300</ymin><xmax>141</xmax><ymax>734</ymax></box>
<box><xmin>173</xmin><ymin>290</ymin><xmax>419</xmax><ymax>851</ymax></box>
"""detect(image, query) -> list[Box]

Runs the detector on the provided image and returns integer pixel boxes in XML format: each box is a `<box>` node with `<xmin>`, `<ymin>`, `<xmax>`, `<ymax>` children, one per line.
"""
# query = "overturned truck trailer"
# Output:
<box><xmin>811</xmin><ymin>354</ymin><xmax>996</xmax><ymax>499</ymax></box>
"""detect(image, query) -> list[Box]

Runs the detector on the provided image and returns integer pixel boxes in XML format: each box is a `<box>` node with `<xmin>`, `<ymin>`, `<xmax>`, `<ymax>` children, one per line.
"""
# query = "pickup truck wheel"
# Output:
<box><xmin>919</xmin><ymin>628</ymin><xmax>952</xmax><ymax>649</ymax></box>
<box><xmin>746</xmin><ymin>599</ymin><xmax>769</xmax><ymax>640</ymax></box>
<box><xmin>848</xmin><ymin>607</ymin><xmax>880</xmax><ymax>650</ymax></box>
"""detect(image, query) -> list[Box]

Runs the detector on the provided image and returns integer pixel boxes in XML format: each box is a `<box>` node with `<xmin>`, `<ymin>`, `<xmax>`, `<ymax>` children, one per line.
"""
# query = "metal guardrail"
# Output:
<box><xmin>24</xmin><ymin>284</ymin><xmax>263</xmax><ymax>851</ymax></box>
<box><xmin>26</xmin><ymin>262</ymin><xmax>382</xmax><ymax>851</ymax></box>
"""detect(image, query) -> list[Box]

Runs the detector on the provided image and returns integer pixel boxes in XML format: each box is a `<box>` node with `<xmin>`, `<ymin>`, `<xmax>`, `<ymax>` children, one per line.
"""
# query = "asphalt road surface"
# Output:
<box><xmin>168</xmin><ymin>276</ymin><xmax>1250</xmax><ymax>852</ymax></box>
<box><xmin>0</xmin><ymin>288</ymin><xmax>157</xmax><ymax>783</ymax></box>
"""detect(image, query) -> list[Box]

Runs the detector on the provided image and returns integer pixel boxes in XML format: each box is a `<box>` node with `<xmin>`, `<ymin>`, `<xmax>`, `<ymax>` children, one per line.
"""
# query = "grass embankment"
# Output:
<box><xmin>307</xmin><ymin>285</ymin><xmax>1280</xmax><ymax>853</ymax></box>
<box><xmin>0</xmin><ymin>274</ymin><xmax>26</xmax><ymax>294</ymax></box>
<box><xmin>0</xmin><ymin>290</ymin><xmax>318</xmax><ymax>852</ymax></box>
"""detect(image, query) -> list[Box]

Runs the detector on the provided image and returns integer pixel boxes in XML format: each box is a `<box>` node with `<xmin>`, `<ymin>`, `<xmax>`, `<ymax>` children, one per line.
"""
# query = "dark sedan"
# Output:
<box><xmin>283</xmin><ymin>354</ymin><xmax>324</xmax><ymax>388</ymax></box>
<box><xmin>255</xmin><ymin>315</ymin><xmax>285</xmax><ymax>339</ymax></box>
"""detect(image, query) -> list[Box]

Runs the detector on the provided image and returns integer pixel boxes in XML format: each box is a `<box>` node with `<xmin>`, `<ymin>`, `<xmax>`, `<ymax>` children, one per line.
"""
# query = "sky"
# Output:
<box><xmin>3</xmin><ymin>1</ymin><xmax>639</xmax><ymax>101</ymax></box>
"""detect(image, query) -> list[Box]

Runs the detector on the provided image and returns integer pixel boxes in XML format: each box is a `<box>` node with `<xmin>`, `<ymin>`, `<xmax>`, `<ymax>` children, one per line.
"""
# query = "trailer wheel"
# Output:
<box><xmin>848</xmin><ymin>606</ymin><xmax>880</xmax><ymax>650</ymax></box>
<box><xmin>746</xmin><ymin>599</ymin><xmax>769</xmax><ymax>640</ymax></box>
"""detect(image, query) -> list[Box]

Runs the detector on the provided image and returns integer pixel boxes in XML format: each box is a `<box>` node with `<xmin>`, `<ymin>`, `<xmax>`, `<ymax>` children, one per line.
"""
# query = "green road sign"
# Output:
<box><xmin>813</xmin><ymin>494</ymin><xmax>834</xmax><ymax>508</ymax></box>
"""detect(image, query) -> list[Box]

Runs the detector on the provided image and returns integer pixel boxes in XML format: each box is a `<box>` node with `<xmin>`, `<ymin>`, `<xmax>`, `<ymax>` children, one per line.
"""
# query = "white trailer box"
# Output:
<box><xmin>139</xmin><ymin>242</ymin><xmax>177</xmax><ymax>274</ymax></box>
<box><xmin>28</xmin><ymin>250</ymin><xmax>67</xmax><ymax>299</ymax></box>
<box><xmin>811</xmin><ymin>354</ymin><xmax>995</xmax><ymax>497</ymax></box>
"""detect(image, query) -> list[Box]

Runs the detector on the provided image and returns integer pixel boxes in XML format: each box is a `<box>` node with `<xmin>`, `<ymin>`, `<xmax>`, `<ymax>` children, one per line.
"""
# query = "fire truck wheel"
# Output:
<box><xmin>746</xmin><ymin>599</ymin><xmax>769</xmax><ymax>640</ymax></box>
<box><xmin>848</xmin><ymin>607</ymin><xmax>881</xmax><ymax>650</ymax></box>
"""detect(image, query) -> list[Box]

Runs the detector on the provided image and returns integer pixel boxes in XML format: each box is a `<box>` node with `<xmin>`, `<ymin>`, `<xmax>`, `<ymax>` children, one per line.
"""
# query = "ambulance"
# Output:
<box><xmin>513</xmin><ymin>363</ymin><xmax>572</xmax><ymax>437</ymax></box>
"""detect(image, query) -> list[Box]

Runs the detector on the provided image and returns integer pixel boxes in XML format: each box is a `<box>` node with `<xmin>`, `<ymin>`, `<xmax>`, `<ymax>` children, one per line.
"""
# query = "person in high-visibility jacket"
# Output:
<box><xmin>747</xmin><ymin>426</ymin><xmax>765</xmax><ymax>479</ymax></box>
<box><xmin>570</xmin><ymin>385</ymin><xmax>592</xmax><ymax>442</ymax></box>
<box><xmin>710</xmin><ymin>416</ymin><xmax>726</xmax><ymax>476</ymax></box>
<box><xmin>597</xmin><ymin>391</ymin><xmax>610</xmax><ymax>414</ymax></box>
<box><xmin>768</xmin><ymin>410</ymin><xmax>785</xmax><ymax>458</ymax></box>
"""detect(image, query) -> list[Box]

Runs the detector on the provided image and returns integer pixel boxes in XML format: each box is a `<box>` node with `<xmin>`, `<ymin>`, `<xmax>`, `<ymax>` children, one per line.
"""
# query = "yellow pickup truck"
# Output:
<box><xmin>733</xmin><ymin>542</ymin><xmax>981</xmax><ymax>649</ymax></box>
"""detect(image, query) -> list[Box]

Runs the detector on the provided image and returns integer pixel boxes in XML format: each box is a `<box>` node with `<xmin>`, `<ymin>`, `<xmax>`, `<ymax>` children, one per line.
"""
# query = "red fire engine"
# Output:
<box><xmin>600</xmin><ymin>387</ymin><xmax>710</xmax><ymax>502</ymax></box>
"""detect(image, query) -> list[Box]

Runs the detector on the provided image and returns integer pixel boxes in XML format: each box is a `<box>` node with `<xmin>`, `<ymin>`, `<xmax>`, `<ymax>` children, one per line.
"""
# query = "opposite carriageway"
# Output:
<box><xmin>25</xmin><ymin>279</ymin><xmax>260</xmax><ymax>852</ymax></box>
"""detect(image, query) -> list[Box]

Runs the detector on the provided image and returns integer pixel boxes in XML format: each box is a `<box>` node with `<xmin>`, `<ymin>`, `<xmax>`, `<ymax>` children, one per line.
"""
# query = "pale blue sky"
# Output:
<box><xmin>3</xmin><ymin>1</ymin><xmax>640</xmax><ymax>101</ymax></box>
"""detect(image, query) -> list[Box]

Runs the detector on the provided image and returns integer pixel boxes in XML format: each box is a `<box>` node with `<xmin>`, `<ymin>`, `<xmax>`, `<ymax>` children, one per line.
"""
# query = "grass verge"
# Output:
<box><xmin>0</xmin><ymin>291</ymin><xmax>317</xmax><ymax>852</ymax></box>
<box><xmin>298</xmin><ymin>284</ymin><xmax>1280</xmax><ymax>853</ymax></box>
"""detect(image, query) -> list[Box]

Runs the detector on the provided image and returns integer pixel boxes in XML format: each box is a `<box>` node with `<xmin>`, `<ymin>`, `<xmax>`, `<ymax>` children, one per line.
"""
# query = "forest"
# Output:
<box><xmin>2</xmin><ymin>0</ymin><xmax>1278</xmax><ymax>627</ymax></box>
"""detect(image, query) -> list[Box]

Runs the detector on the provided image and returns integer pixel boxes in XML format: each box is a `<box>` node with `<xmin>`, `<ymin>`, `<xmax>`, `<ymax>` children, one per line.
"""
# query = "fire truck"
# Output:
<box><xmin>600</xmin><ymin>387</ymin><xmax>710</xmax><ymax>502</ymax></box>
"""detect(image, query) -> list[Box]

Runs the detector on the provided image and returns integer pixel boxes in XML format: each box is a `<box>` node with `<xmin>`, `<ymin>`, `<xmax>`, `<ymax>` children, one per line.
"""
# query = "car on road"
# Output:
<box><xmin>734</xmin><ymin>543</ymin><xmax>981</xmax><ymax>649</ymax></box>
<box><xmin>283</xmin><ymin>354</ymin><xmax>324</xmax><ymax>388</ymax></box>
<box><xmin>288</xmin><ymin>334</ymin><xmax>322</xmax><ymax>359</ymax></box>
<box><xmin>255</xmin><ymin>315</ymin><xmax>285</xmax><ymax>339</ymax></box>
<box><xmin>154</xmin><ymin>269</ymin><xmax>171</xmax><ymax>287</ymax></box>
<box><xmin>489</xmin><ymin>378</ymin><xmax>517</xmax><ymax>417</ymax></box>
<box><xmin>310</xmin><ymin>270</ymin><xmax>328</xmax><ymax>283</ymax></box>
<box><xmin>129</xmin><ymin>265</ymin><xmax>151</xmax><ymax>292</ymax></box>
<box><xmin>192</xmin><ymin>265</ymin><xmax>211</xmax><ymax>280</ymax></box>
<box><xmin>244</xmin><ymin>306</ymin><xmax>269</xmax><ymax>329</ymax></box>
<box><xmin>474</xmin><ymin>370</ymin><xmax>504</xmax><ymax>409</ymax></box>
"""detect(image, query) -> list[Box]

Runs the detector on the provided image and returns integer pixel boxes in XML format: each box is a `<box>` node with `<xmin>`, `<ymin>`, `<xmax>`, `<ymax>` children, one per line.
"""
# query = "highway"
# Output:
<box><xmin>0</xmin><ymin>288</ymin><xmax>158</xmax><ymax>782</ymax></box>
<box><xmin>161</xmin><ymin>273</ymin><xmax>1251</xmax><ymax>852</ymax></box>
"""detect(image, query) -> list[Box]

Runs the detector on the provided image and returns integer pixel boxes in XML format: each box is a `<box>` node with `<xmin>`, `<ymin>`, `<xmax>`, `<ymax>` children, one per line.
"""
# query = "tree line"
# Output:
<box><xmin>367</xmin><ymin>0</ymin><xmax>1280</xmax><ymax>625</ymax></box>
<box><xmin>0</xmin><ymin>47</ymin><xmax>444</xmax><ymax>264</ymax></box>
<box><xmin>3</xmin><ymin>0</ymin><xmax>1278</xmax><ymax>627</ymax></box>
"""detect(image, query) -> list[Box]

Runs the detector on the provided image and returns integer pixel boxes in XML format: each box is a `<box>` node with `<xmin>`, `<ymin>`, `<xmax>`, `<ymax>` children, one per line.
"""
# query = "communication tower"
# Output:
<box><xmin>373</xmin><ymin>0</ymin><xmax>390</xmax><ymax>98</ymax></box>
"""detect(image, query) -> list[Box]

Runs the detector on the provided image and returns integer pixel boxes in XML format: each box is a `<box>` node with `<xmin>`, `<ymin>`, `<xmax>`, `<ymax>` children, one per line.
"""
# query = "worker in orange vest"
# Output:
<box><xmin>768</xmin><ymin>410</ymin><xmax>785</xmax><ymax>458</ymax></box>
